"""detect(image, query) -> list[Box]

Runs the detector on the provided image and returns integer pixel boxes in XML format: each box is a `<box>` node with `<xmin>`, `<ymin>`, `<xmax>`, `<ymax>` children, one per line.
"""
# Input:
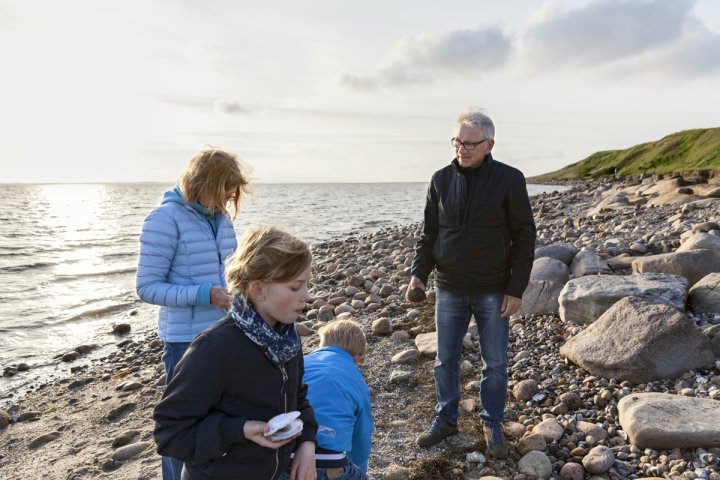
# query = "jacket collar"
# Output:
<box><xmin>451</xmin><ymin>153</ymin><xmax>494</xmax><ymax>176</ymax></box>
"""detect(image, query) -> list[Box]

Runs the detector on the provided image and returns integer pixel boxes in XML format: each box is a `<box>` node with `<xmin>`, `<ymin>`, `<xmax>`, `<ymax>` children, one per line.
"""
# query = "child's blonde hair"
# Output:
<box><xmin>318</xmin><ymin>320</ymin><xmax>367</xmax><ymax>357</ymax></box>
<box><xmin>226</xmin><ymin>226</ymin><xmax>312</xmax><ymax>296</ymax></box>
<box><xmin>178</xmin><ymin>148</ymin><xmax>250</xmax><ymax>219</ymax></box>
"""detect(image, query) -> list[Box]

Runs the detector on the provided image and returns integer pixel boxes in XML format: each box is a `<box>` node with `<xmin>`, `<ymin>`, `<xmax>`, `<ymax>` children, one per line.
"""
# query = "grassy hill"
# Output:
<box><xmin>530</xmin><ymin>127</ymin><xmax>720</xmax><ymax>181</ymax></box>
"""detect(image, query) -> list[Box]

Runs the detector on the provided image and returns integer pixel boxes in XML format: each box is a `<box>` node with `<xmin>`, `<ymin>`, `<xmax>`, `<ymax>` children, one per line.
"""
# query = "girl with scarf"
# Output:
<box><xmin>153</xmin><ymin>227</ymin><xmax>318</xmax><ymax>480</ymax></box>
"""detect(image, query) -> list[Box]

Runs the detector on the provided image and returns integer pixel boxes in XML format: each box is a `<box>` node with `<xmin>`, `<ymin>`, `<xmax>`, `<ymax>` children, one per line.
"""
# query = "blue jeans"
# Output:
<box><xmin>161</xmin><ymin>341</ymin><xmax>191</xmax><ymax>480</ymax></box>
<box><xmin>278</xmin><ymin>462</ymin><xmax>368</xmax><ymax>480</ymax></box>
<box><xmin>434</xmin><ymin>288</ymin><xmax>508</xmax><ymax>425</ymax></box>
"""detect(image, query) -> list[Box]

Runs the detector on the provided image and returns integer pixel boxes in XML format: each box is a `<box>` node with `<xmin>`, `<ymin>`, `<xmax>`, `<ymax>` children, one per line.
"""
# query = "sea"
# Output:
<box><xmin>0</xmin><ymin>182</ymin><xmax>567</xmax><ymax>402</ymax></box>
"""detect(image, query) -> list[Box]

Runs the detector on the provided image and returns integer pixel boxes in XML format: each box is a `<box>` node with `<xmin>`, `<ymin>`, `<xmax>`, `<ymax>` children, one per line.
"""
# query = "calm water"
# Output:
<box><xmin>0</xmin><ymin>182</ymin><xmax>565</xmax><ymax>400</ymax></box>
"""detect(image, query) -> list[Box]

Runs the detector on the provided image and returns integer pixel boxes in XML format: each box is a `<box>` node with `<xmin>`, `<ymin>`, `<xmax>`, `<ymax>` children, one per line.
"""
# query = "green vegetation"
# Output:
<box><xmin>530</xmin><ymin>128</ymin><xmax>720</xmax><ymax>181</ymax></box>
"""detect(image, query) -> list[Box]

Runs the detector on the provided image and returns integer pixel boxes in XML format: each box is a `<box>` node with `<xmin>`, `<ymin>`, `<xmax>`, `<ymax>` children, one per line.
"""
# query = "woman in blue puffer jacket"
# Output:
<box><xmin>136</xmin><ymin>147</ymin><xmax>250</xmax><ymax>480</ymax></box>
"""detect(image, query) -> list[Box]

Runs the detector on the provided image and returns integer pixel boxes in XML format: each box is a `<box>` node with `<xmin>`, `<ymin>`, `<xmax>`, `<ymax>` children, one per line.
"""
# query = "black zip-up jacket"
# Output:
<box><xmin>153</xmin><ymin>317</ymin><xmax>317</xmax><ymax>480</ymax></box>
<box><xmin>411</xmin><ymin>155</ymin><xmax>536</xmax><ymax>298</ymax></box>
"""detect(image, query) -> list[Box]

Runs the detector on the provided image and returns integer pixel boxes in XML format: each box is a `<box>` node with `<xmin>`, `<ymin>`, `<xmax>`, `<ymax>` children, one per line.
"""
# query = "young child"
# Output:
<box><xmin>153</xmin><ymin>226</ymin><xmax>317</xmax><ymax>480</ymax></box>
<box><xmin>303</xmin><ymin>320</ymin><xmax>373</xmax><ymax>479</ymax></box>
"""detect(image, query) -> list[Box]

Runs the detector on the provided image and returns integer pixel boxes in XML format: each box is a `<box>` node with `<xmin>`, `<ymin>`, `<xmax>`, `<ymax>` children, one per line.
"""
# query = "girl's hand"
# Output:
<box><xmin>243</xmin><ymin>420</ymin><xmax>297</xmax><ymax>449</ymax></box>
<box><xmin>289</xmin><ymin>441</ymin><xmax>316</xmax><ymax>480</ymax></box>
<box><xmin>210</xmin><ymin>287</ymin><xmax>233</xmax><ymax>309</ymax></box>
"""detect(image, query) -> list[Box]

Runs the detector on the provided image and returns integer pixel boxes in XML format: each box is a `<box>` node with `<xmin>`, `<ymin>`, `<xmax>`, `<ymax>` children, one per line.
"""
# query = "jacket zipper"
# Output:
<box><xmin>270</xmin><ymin>364</ymin><xmax>290</xmax><ymax>479</ymax></box>
<box><xmin>191</xmin><ymin>204</ymin><xmax>226</xmax><ymax>289</ymax></box>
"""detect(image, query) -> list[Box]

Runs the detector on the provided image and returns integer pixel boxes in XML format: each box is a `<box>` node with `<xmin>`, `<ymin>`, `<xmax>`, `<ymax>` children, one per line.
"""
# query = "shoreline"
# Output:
<box><xmin>1</xmin><ymin>176</ymin><xmax>719</xmax><ymax>479</ymax></box>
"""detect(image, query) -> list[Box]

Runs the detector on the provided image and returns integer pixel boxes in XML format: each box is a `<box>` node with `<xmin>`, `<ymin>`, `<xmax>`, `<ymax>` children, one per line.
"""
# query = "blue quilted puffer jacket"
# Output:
<box><xmin>136</xmin><ymin>187</ymin><xmax>238</xmax><ymax>342</ymax></box>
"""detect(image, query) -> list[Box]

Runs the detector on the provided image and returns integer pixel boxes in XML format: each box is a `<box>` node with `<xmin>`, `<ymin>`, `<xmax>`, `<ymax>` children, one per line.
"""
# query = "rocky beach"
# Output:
<box><xmin>1</xmin><ymin>174</ymin><xmax>720</xmax><ymax>480</ymax></box>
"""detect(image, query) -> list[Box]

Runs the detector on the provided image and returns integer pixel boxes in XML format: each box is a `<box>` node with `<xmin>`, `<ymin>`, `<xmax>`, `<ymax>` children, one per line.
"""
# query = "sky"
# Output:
<box><xmin>1</xmin><ymin>0</ymin><xmax>719</xmax><ymax>183</ymax></box>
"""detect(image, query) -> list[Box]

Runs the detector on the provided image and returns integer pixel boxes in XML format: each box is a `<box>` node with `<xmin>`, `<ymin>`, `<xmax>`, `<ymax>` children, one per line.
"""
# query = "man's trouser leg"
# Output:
<box><xmin>470</xmin><ymin>293</ymin><xmax>508</xmax><ymax>425</ymax></box>
<box><xmin>434</xmin><ymin>288</ymin><xmax>472</xmax><ymax>424</ymax></box>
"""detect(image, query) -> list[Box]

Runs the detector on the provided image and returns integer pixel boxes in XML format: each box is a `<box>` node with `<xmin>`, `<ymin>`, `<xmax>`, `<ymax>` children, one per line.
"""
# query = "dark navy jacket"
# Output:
<box><xmin>411</xmin><ymin>155</ymin><xmax>536</xmax><ymax>298</ymax></box>
<box><xmin>153</xmin><ymin>317</ymin><xmax>317</xmax><ymax>480</ymax></box>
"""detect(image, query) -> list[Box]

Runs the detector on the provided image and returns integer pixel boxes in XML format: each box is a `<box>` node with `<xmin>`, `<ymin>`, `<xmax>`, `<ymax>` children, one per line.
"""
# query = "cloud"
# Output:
<box><xmin>520</xmin><ymin>0</ymin><xmax>720</xmax><ymax>77</ymax></box>
<box><xmin>392</xmin><ymin>26</ymin><xmax>514</xmax><ymax>72</ymax></box>
<box><xmin>213</xmin><ymin>98</ymin><xmax>261</xmax><ymax>115</ymax></box>
<box><xmin>652</xmin><ymin>21</ymin><xmax>720</xmax><ymax>77</ymax></box>
<box><xmin>340</xmin><ymin>67</ymin><xmax>434</xmax><ymax>91</ymax></box>
<box><xmin>524</xmin><ymin>0</ymin><xmax>694</xmax><ymax>64</ymax></box>
<box><xmin>340</xmin><ymin>25</ymin><xmax>513</xmax><ymax>91</ymax></box>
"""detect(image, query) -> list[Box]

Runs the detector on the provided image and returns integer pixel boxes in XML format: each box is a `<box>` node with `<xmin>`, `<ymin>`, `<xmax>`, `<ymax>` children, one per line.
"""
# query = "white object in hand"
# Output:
<box><xmin>264</xmin><ymin>411</ymin><xmax>303</xmax><ymax>441</ymax></box>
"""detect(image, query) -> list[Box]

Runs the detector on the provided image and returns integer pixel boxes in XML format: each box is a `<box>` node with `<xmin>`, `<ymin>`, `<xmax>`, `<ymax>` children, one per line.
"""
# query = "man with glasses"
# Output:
<box><xmin>407</xmin><ymin>107</ymin><xmax>536</xmax><ymax>458</ymax></box>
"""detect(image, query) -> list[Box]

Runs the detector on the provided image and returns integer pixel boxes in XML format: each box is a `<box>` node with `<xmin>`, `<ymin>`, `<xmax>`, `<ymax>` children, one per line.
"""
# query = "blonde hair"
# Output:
<box><xmin>226</xmin><ymin>226</ymin><xmax>312</xmax><ymax>296</ymax></box>
<box><xmin>318</xmin><ymin>320</ymin><xmax>367</xmax><ymax>357</ymax></box>
<box><xmin>178</xmin><ymin>148</ymin><xmax>250</xmax><ymax>219</ymax></box>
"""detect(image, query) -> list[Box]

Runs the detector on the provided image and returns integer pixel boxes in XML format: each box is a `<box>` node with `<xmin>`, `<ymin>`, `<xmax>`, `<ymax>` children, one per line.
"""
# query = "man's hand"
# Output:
<box><xmin>406</xmin><ymin>276</ymin><xmax>426</xmax><ymax>304</ymax></box>
<box><xmin>289</xmin><ymin>441</ymin><xmax>316</xmax><ymax>480</ymax></box>
<box><xmin>500</xmin><ymin>295</ymin><xmax>522</xmax><ymax>317</ymax></box>
<box><xmin>210</xmin><ymin>287</ymin><xmax>233</xmax><ymax>309</ymax></box>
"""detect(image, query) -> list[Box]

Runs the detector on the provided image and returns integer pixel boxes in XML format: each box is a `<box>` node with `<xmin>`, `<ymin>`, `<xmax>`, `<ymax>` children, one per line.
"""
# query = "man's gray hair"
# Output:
<box><xmin>456</xmin><ymin>107</ymin><xmax>495</xmax><ymax>140</ymax></box>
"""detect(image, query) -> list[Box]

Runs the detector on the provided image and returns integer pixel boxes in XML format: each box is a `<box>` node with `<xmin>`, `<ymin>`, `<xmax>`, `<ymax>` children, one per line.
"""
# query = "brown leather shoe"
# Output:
<box><xmin>483</xmin><ymin>422</ymin><xmax>508</xmax><ymax>458</ymax></box>
<box><xmin>416</xmin><ymin>417</ymin><xmax>458</xmax><ymax>448</ymax></box>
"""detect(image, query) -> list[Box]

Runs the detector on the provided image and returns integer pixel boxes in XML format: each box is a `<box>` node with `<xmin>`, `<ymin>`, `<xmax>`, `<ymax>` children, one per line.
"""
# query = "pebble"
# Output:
<box><xmin>559</xmin><ymin>462</ymin><xmax>585</xmax><ymax>480</ymax></box>
<box><xmin>518</xmin><ymin>450</ymin><xmax>553</xmax><ymax>479</ymax></box>
<box><xmin>17</xmin><ymin>411</ymin><xmax>41</xmax><ymax>422</ymax></box>
<box><xmin>513</xmin><ymin>379</ymin><xmax>539</xmax><ymax>401</ymax></box>
<box><xmin>390</xmin><ymin>349</ymin><xmax>419</xmax><ymax>364</ymax></box>
<box><xmin>0</xmin><ymin>409</ymin><xmax>10</xmax><ymax>428</ymax></box>
<box><xmin>466</xmin><ymin>451</ymin><xmax>486</xmax><ymax>464</ymax></box>
<box><xmin>390</xmin><ymin>331</ymin><xmax>410</xmax><ymax>341</ymax></box>
<box><xmin>533</xmin><ymin>418</ymin><xmax>564</xmax><ymax>442</ymax></box>
<box><xmin>506</xmin><ymin>421</ymin><xmax>527</xmax><ymax>438</ymax></box>
<box><xmin>388</xmin><ymin>370</ymin><xmax>413</xmax><ymax>384</ymax></box>
<box><xmin>371</xmin><ymin>318</ymin><xmax>392</xmax><ymax>335</ymax></box>
<box><xmin>28</xmin><ymin>431</ymin><xmax>61</xmax><ymax>449</ymax></box>
<box><xmin>582</xmin><ymin>445</ymin><xmax>615</xmax><ymax>474</ymax></box>
<box><xmin>518</xmin><ymin>433</ymin><xmax>547</xmax><ymax>455</ymax></box>
<box><xmin>112</xmin><ymin>324</ymin><xmax>131</xmax><ymax>335</ymax></box>
<box><xmin>460</xmin><ymin>399</ymin><xmax>477</xmax><ymax>413</ymax></box>
<box><xmin>112</xmin><ymin>430</ymin><xmax>141</xmax><ymax>448</ymax></box>
<box><xmin>111</xmin><ymin>441</ymin><xmax>152</xmax><ymax>461</ymax></box>
<box><xmin>383</xmin><ymin>464</ymin><xmax>409</xmax><ymax>480</ymax></box>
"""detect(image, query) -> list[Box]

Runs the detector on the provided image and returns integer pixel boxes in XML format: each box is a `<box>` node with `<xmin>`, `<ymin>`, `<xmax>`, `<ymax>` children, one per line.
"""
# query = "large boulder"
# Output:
<box><xmin>691</xmin><ymin>184</ymin><xmax>720</xmax><ymax>197</ymax></box>
<box><xmin>632</xmin><ymin>249</ymin><xmax>720</xmax><ymax>287</ymax></box>
<box><xmin>569</xmin><ymin>248</ymin><xmax>612</xmax><ymax>277</ymax></box>
<box><xmin>702</xmin><ymin>324</ymin><xmax>720</xmax><ymax>357</ymax></box>
<box><xmin>618</xmin><ymin>393</ymin><xmax>720</xmax><ymax>449</ymax></box>
<box><xmin>530</xmin><ymin>257</ymin><xmax>570</xmax><ymax>284</ymax></box>
<box><xmin>534</xmin><ymin>243</ymin><xmax>579</xmax><ymax>265</ymax></box>
<box><xmin>689</xmin><ymin>272</ymin><xmax>720</xmax><ymax>314</ymax></box>
<box><xmin>677</xmin><ymin>232</ymin><xmax>720</xmax><ymax>252</ymax></box>
<box><xmin>640</xmin><ymin>177</ymin><xmax>687</xmax><ymax>196</ymax></box>
<box><xmin>646</xmin><ymin>191</ymin><xmax>704</xmax><ymax>206</ymax></box>
<box><xmin>560</xmin><ymin>297</ymin><xmax>715</xmax><ymax>384</ymax></box>
<box><xmin>558</xmin><ymin>273</ymin><xmax>687</xmax><ymax>325</ymax></box>
<box><xmin>519</xmin><ymin>280</ymin><xmax>564</xmax><ymax>315</ymax></box>
<box><xmin>596</xmin><ymin>192</ymin><xmax>630</xmax><ymax>207</ymax></box>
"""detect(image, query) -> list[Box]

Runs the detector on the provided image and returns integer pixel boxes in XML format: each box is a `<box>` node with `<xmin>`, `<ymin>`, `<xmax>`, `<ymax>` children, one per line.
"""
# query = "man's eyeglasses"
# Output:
<box><xmin>451</xmin><ymin>138</ymin><xmax>488</xmax><ymax>151</ymax></box>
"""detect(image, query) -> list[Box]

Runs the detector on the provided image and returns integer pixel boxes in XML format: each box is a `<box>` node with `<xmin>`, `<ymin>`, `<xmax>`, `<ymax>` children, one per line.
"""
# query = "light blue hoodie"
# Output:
<box><xmin>136</xmin><ymin>187</ymin><xmax>238</xmax><ymax>342</ymax></box>
<box><xmin>304</xmin><ymin>346</ymin><xmax>373</xmax><ymax>472</ymax></box>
